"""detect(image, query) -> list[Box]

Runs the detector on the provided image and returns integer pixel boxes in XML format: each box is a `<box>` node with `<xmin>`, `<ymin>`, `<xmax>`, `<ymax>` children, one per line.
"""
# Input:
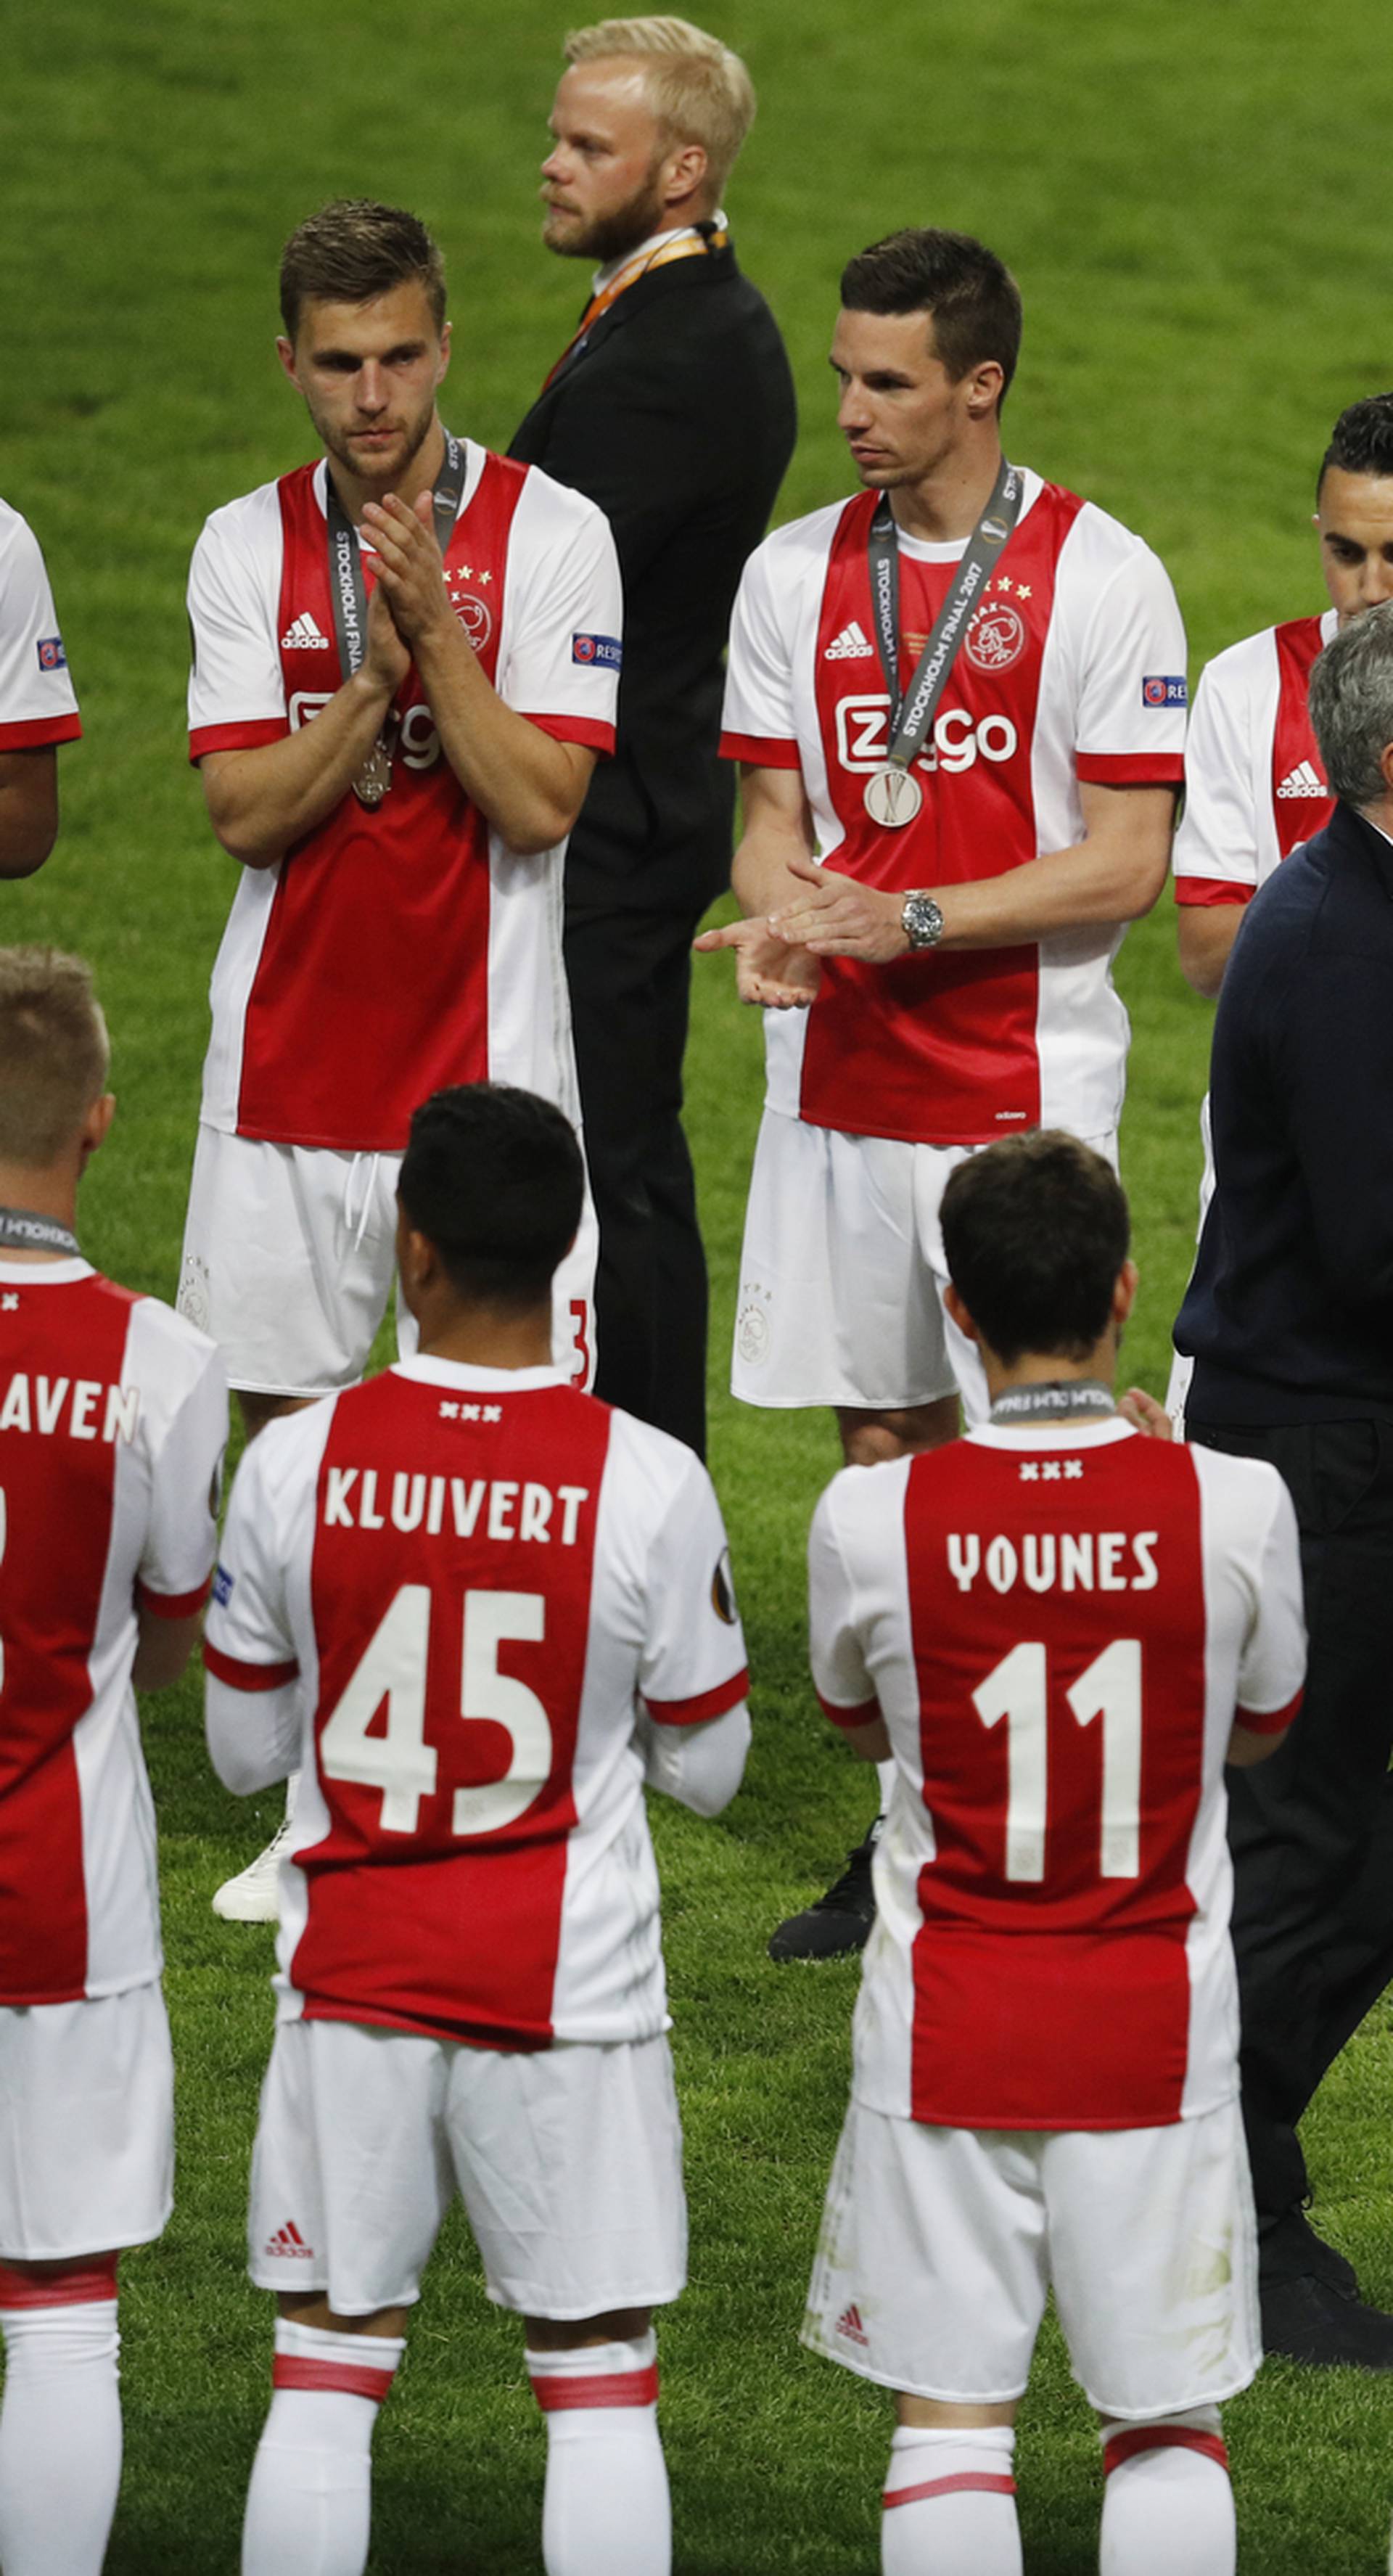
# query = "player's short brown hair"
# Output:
<box><xmin>841</xmin><ymin>229</ymin><xmax>1023</xmax><ymax>403</ymax></box>
<box><xmin>279</xmin><ymin>200</ymin><xmax>447</xmax><ymax>340</ymax></box>
<box><xmin>940</xmin><ymin>1133</ymin><xmax>1130</xmax><ymax>1368</ymax></box>
<box><xmin>563</xmin><ymin>17</ymin><xmax>756</xmax><ymax>198</ymax></box>
<box><xmin>0</xmin><ymin>947</ymin><xmax>110</xmax><ymax>1167</ymax></box>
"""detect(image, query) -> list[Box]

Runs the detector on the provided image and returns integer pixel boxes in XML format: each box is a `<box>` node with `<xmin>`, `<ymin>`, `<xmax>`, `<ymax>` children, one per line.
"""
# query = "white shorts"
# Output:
<box><xmin>249</xmin><ymin>2020</ymin><xmax>686</xmax><ymax>2319</ymax></box>
<box><xmin>731</xmin><ymin>1110</ymin><xmax>1117</xmax><ymax>1422</ymax></box>
<box><xmin>178</xmin><ymin>1124</ymin><xmax>598</xmax><ymax>1399</ymax></box>
<box><xmin>0</xmin><ymin>1984</ymin><xmax>173</xmax><ymax>2261</ymax></box>
<box><xmin>802</xmin><ymin>2094</ymin><xmax>1260</xmax><ymax>2420</ymax></box>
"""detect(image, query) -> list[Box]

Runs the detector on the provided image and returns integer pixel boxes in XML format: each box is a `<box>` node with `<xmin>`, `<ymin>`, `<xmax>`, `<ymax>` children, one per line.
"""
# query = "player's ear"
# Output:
<box><xmin>435</xmin><ymin>320</ymin><xmax>451</xmax><ymax>387</ymax></box>
<box><xmin>275</xmin><ymin>336</ymin><xmax>301</xmax><ymax>391</ymax></box>
<box><xmin>943</xmin><ymin>1280</ymin><xmax>980</xmax><ymax>1345</ymax></box>
<box><xmin>1112</xmin><ymin>1258</ymin><xmax>1140</xmax><ymax>1329</ymax></box>
<box><xmin>79</xmin><ymin>1092</ymin><xmax>115</xmax><ymax>1165</ymax></box>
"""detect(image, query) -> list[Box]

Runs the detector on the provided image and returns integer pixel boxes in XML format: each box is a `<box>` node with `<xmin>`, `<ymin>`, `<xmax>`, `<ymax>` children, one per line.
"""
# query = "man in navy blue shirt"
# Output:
<box><xmin>1177</xmin><ymin>596</ymin><xmax>1393</xmax><ymax>2366</ymax></box>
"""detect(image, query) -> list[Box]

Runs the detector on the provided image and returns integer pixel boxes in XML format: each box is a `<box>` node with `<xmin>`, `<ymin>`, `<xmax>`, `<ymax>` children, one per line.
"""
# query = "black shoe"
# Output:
<box><xmin>1260</xmin><ymin>2273</ymin><xmax>1393</xmax><ymax>2368</ymax></box>
<box><xmin>1260</xmin><ymin>2204</ymin><xmax>1360</xmax><ymax>2302</ymax></box>
<box><xmin>768</xmin><ymin>1821</ymin><xmax>882</xmax><ymax>1962</ymax></box>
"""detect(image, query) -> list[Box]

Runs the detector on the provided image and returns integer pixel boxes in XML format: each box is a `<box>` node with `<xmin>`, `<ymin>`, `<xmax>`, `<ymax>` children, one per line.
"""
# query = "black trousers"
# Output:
<box><xmin>564</xmin><ymin>903</ymin><xmax>708</xmax><ymax>1459</ymax></box>
<box><xmin>1187</xmin><ymin>1415</ymin><xmax>1393</xmax><ymax>2233</ymax></box>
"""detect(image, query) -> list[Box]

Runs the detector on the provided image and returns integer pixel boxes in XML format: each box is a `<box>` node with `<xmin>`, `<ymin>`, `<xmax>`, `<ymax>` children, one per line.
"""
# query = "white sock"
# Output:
<box><xmin>1099</xmin><ymin>2411</ymin><xmax>1233</xmax><ymax>2575</ymax></box>
<box><xmin>881</xmin><ymin>2425</ymin><xmax>1021</xmax><ymax>2575</ymax></box>
<box><xmin>0</xmin><ymin>2297</ymin><xmax>122</xmax><ymax>2576</ymax></box>
<box><xmin>242</xmin><ymin>2318</ymin><xmax>403</xmax><ymax>2576</ymax></box>
<box><xmin>527</xmin><ymin>2334</ymin><xmax>670</xmax><ymax>2576</ymax></box>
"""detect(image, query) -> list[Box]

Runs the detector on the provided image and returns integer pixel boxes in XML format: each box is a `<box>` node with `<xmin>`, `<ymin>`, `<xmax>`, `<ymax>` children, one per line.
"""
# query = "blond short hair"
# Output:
<box><xmin>0</xmin><ymin>948</ymin><xmax>110</xmax><ymax>1166</ymax></box>
<box><xmin>564</xmin><ymin>17</ymin><xmax>756</xmax><ymax>198</ymax></box>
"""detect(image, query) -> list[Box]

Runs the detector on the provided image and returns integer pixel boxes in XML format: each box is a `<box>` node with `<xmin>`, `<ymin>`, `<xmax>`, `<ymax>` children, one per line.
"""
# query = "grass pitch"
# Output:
<box><xmin>7</xmin><ymin>0</ymin><xmax>1393</xmax><ymax>2563</ymax></box>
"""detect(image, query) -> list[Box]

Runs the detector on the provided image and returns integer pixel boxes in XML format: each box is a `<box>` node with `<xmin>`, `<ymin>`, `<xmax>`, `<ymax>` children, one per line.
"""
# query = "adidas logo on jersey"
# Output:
<box><xmin>824</xmin><ymin>620</ymin><xmax>874</xmax><ymax>660</ymax></box>
<box><xmin>1276</xmin><ymin>759</ymin><xmax>1327</xmax><ymax>798</ymax></box>
<box><xmin>281</xmin><ymin>612</ymin><xmax>331</xmax><ymax>651</ymax></box>
<box><xmin>836</xmin><ymin>2303</ymin><xmax>870</xmax><ymax>2347</ymax></box>
<box><xmin>264</xmin><ymin>2218</ymin><xmax>315</xmax><ymax>2260</ymax></box>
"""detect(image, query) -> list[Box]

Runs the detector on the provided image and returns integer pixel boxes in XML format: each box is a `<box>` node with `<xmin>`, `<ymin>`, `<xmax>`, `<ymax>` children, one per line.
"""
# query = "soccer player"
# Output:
<box><xmin>183</xmin><ymin>197</ymin><xmax>621</xmax><ymax>1919</ymax></box>
<box><xmin>0</xmin><ymin>501</ymin><xmax>82</xmax><ymax>876</ymax></box>
<box><xmin>0</xmin><ymin>947</ymin><xmax>227</xmax><ymax>2573</ymax></box>
<box><xmin>697</xmin><ymin>227</ymin><xmax>1186</xmax><ymax>1957</ymax></box>
<box><xmin>1167</xmin><ymin>390</ymin><xmax>1393</xmax><ymax>1416</ymax></box>
<box><xmin>802</xmin><ymin>1133</ymin><xmax>1303</xmax><ymax>2576</ymax></box>
<box><xmin>204</xmin><ymin>1081</ymin><xmax>750</xmax><ymax>2576</ymax></box>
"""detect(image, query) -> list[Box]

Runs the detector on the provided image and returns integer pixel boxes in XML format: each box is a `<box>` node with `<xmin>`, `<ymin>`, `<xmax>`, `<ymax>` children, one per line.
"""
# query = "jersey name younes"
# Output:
<box><xmin>205</xmin><ymin>1365</ymin><xmax>748</xmax><ymax>2048</ymax></box>
<box><xmin>720</xmin><ymin>475</ymin><xmax>1186</xmax><ymax>1148</ymax></box>
<box><xmin>187</xmin><ymin>445</ymin><xmax>620</xmax><ymax>1153</ymax></box>
<box><xmin>1174</xmin><ymin>612</ymin><xmax>1336</xmax><ymax>908</ymax></box>
<box><xmin>810</xmin><ymin>1422</ymin><xmax>1304</xmax><ymax>2130</ymax></box>
<box><xmin>0</xmin><ymin>1263</ymin><xmax>223</xmax><ymax>2002</ymax></box>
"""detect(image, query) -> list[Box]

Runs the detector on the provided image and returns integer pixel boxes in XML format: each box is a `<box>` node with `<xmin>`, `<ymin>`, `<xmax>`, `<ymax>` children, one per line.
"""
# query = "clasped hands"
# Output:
<box><xmin>359</xmin><ymin>491</ymin><xmax>458</xmax><ymax>693</ymax></box>
<box><xmin>694</xmin><ymin>854</ymin><xmax>917</xmax><ymax>1008</ymax></box>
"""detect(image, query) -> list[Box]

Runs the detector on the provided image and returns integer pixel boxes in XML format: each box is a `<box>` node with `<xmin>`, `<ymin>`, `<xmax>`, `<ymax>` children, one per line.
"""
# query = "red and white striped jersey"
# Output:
<box><xmin>1173</xmin><ymin>612</ymin><xmax>1336</xmax><ymax>907</ymax></box>
<box><xmin>0</xmin><ymin>501</ymin><xmax>81</xmax><ymax>750</ymax></box>
<box><xmin>810</xmin><ymin>1419</ymin><xmax>1304</xmax><ymax>2130</ymax></box>
<box><xmin>204</xmin><ymin>1360</ymin><xmax>749</xmax><ymax>2050</ymax></box>
<box><xmin>720</xmin><ymin>473</ymin><xmax>1186</xmax><ymax>1148</ymax></box>
<box><xmin>0</xmin><ymin>1259</ymin><xmax>226</xmax><ymax>2003</ymax></box>
<box><xmin>186</xmin><ymin>443</ymin><xmax>621</xmax><ymax>1152</ymax></box>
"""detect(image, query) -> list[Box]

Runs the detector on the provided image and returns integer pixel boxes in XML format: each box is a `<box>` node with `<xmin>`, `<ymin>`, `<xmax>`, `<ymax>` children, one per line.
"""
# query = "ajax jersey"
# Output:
<box><xmin>187</xmin><ymin>444</ymin><xmax>621</xmax><ymax>1153</ymax></box>
<box><xmin>720</xmin><ymin>473</ymin><xmax>1186</xmax><ymax>1149</ymax></box>
<box><xmin>0</xmin><ymin>499</ymin><xmax>82</xmax><ymax>750</ymax></box>
<box><xmin>810</xmin><ymin>1419</ymin><xmax>1304</xmax><ymax>2131</ymax></box>
<box><xmin>205</xmin><ymin>1361</ymin><xmax>748</xmax><ymax>2050</ymax></box>
<box><xmin>1174</xmin><ymin>612</ymin><xmax>1336</xmax><ymax>906</ymax></box>
<box><xmin>0</xmin><ymin>1261</ymin><xmax>225</xmax><ymax>2002</ymax></box>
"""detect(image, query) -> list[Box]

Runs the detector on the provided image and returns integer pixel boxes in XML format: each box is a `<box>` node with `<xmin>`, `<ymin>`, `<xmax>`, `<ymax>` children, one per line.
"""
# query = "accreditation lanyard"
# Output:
<box><xmin>323</xmin><ymin>432</ymin><xmax>469</xmax><ymax>807</ymax></box>
<box><xmin>0</xmin><ymin>1208</ymin><xmax>80</xmax><ymax>1255</ymax></box>
<box><xmin>862</xmin><ymin>456</ymin><xmax>1022</xmax><ymax>829</ymax></box>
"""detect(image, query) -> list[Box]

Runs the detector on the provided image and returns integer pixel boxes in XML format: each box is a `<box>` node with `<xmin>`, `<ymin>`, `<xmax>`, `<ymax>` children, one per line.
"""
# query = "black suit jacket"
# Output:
<box><xmin>509</xmin><ymin>238</ymin><xmax>796</xmax><ymax>917</ymax></box>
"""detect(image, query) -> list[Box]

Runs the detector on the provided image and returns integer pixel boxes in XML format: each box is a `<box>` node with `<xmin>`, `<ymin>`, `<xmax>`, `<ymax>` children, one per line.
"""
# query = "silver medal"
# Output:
<box><xmin>863</xmin><ymin>763</ymin><xmax>923</xmax><ymax>829</ymax></box>
<box><xmin>352</xmin><ymin>736</ymin><xmax>394</xmax><ymax>810</ymax></box>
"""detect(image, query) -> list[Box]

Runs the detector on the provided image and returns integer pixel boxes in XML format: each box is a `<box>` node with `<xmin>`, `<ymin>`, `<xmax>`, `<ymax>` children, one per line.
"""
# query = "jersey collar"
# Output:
<box><xmin>0</xmin><ymin>1255</ymin><xmax>94</xmax><ymax>1284</ymax></box>
<box><xmin>390</xmin><ymin>1355</ymin><xmax>570</xmax><ymax>1392</ymax></box>
<box><xmin>964</xmin><ymin>1416</ymin><xmax>1138</xmax><ymax>1449</ymax></box>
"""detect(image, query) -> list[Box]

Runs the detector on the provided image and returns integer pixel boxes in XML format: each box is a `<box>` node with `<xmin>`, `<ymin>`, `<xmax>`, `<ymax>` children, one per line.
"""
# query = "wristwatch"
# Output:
<box><xmin>900</xmin><ymin>890</ymin><xmax>945</xmax><ymax>951</ymax></box>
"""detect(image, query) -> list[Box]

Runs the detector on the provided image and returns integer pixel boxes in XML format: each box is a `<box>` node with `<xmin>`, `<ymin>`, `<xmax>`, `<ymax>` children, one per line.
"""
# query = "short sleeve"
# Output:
<box><xmin>1234</xmin><ymin>1466</ymin><xmax>1307</xmax><ymax>1729</ymax></box>
<box><xmin>1173</xmin><ymin>649</ymin><xmax>1262</xmax><ymax>901</ymax></box>
<box><xmin>720</xmin><ymin>538</ymin><xmax>801</xmax><ymax>768</ymax></box>
<box><xmin>133</xmin><ymin>1318</ymin><xmax>228</xmax><ymax>1617</ymax></box>
<box><xmin>1069</xmin><ymin>520</ymin><xmax>1187</xmax><ymax>787</ymax></box>
<box><xmin>202</xmin><ymin>1422</ymin><xmax>303</xmax><ymax>1688</ymax></box>
<box><xmin>0</xmin><ymin>505</ymin><xmax>82</xmax><ymax>748</ymax></box>
<box><xmin>187</xmin><ymin>496</ymin><xmax>289</xmax><ymax>763</ymax></box>
<box><xmin>632</xmin><ymin>1441</ymin><xmax>749</xmax><ymax>1726</ymax></box>
<box><xmin>501</xmin><ymin>472</ymin><xmax>622</xmax><ymax>756</ymax></box>
<box><xmin>808</xmin><ymin>1477</ymin><xmax>879</xmax><ymax>1728</ymax></box>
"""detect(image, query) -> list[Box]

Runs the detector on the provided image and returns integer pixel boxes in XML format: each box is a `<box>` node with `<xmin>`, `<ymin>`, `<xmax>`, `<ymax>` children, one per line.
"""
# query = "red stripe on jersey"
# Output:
<box><xmin>1104</xmin><ymin>2426</ymin><xmax>1229</xmax><ymax>2477</ymax></box>
<box><xmin>530</xmin><ymin>2364</ymin><xmax>659</xmax><ymax>2411</ymax></box>
<box><xmin>290</xmin><ymin>1376</ymin><xmax>613</xmax><ymax>2048</ymax></box>
<box><xmin>817</xmin><ymin>1688</ymin><xmax>882</xmax><ymax>1731</ymax></box>
<box><xmin>273</xmin><ymin>2354</ymin><xmax>396</xmax><ymax>2403</ymax></box>
<box><xmin>643</xmin><ymin>1666</ymin><xmax>748</xmax><ymax>1726</ymax></box>
<box><xmin>188</xmin><ymin>718</ymin><xmax>287</xmax><ymax>763</ymax></box>
<box><xmin>798</xmin><ymin>486</ymin><xmax>1086</xmax><ymax>1148</ymax></box>
<box><xmin>719</xmin><ymin>731</ymin><xmax>803</xmax><ymax>768</ymax></box>
<box><xmin>232</xmin><ymin>455</ymin><xmax>530</xmax><ymax>1153</ymax></box>
<box><xmin>0</xmin><ymin>2253</ymin><xmax>118</xmax><ymax>2308</ymax></box>
<box><xmin>1076</xmin><ymin>750</ymin><xmax>1184</xmax><ymax>784</ymax></box>
<box><xmin>1270</xmin><ymin>618</ymin><xmax>1334</xmax><ymax>857</ymax></box>
<box><xmin>138</xmin><ymin>1575</ymin><xmax>210</xmax><ymax>1620</ymax></box>
<box><xmin>0</xmin><ymin>715</ymin><xmax>82</xmax><ymax>749</ymax></box>
<box><xmin>524</xmin><ymin>711</ymin><xmax>616</xmax><ymax>755</ymax></box>
<box><xmin>1235</xmin><ymin>1686</ymin><xmax>1302</xmax><ymax>1736</ymax></box>
<box><xmin>1174</xmin><ymin>876</ymin><xmax>1253</xmax><ymax>908</ymax></box>
<box><xmin>0</xmin><ymin>1275</ymin><xmax>140</xmax><ymax>2002</ymax></box>
<box><xmin>202</xmin><ymin>1640</ymin><xmax>300</xmax><ymax>1691</ymax></box>
<box><xmin>901</xmin><ymin>1435</ymin><xmax>1209</xmax><ymax>2128</ymax></box>
<box><xmin>883</xmin><ymin>2472</ymin><xmax>1017</xmax><ymax>2509</ymax></box>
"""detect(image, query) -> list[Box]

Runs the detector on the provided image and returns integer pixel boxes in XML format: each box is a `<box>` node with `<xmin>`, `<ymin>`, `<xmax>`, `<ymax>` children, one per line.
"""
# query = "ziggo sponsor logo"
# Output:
<box><xmin>834</xmin><ymin>693</ymin><xmax>1018</xmax><ymax>775</ymax></box>
<box><xmin>289</xmin><ymin>693</ymin><xmax>443</xmax><ymax>771</ymax></box>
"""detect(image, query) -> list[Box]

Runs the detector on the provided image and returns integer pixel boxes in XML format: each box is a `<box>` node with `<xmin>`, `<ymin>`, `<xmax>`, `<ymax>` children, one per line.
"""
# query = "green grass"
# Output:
<box><xmin>7</xmin><ymin>0</ymin><xmax>1393</xmax><ymax>2563</ymax></box>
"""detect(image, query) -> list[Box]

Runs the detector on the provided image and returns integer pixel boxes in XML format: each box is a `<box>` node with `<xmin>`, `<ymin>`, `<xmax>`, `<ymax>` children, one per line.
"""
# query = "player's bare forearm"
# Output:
<box><xmin>844</xmin><ymin>1712</ymin><xmax>892</xmax><ymax>1762</ymax></box>
<box><xmin>693</xmin><ymin>764</ymin><xmax>823</xmax><ymax>1006</ymax></box>
<box><xmin>200</xmin><ymin>667</ymin><xmax>398</xmax><ymax>868</ymax></box>
<box><xmin>1178</xmin><ymin>901</ymin><xmax>1246</xmax><ymax>998</ymax></box>
<box><xmin>0</xmin><ymin>747</ymin><xmax>59</xmax><ymax>877</ymax></box>
<box><xmin>133</xmin><ymin>1604</ymin><xmax>202</xmax><ymax>1692</ymax></box>
<box><xmin>411</xmin><ymin>618</ymin><xmax>595</xmax><ymax>855</ymax></box>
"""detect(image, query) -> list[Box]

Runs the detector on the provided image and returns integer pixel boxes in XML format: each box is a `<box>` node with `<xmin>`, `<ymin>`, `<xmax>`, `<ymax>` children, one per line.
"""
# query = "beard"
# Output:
<box><xmin>317</xmin><ymin>386</ymin><xmax>439</xmax><ymax>490</ymax></box>
<box><xmin>543</xmin><ymin>165</ymin><xmax>669</xmax><ymax>265</ymax></box>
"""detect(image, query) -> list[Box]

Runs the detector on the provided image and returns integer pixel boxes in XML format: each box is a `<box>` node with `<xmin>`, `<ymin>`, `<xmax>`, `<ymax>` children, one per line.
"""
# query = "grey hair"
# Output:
<box><xmin>1308</xmin><ymin>598</ymin><xmax>1393</xmax><ymax>811</ymax></box>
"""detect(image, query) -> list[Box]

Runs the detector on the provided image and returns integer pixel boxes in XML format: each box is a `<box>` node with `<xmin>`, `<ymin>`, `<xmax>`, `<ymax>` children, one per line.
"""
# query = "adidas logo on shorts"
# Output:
<box><xmin>823</xmin><ymin>620</ymin><xmax>874</xmax><ymax>660</ymax></box>
<box><xmin>1276</xmin><ymin>759</ymin><xmax>1326</xmax><ymax>798</ymax></box>
<box><xmin>836</xmin><ymin>2302</ymin><xmax>870</xmax><ymax>2347</ymax></box>
<box><xmin>264</xmin><ymin>2218</ymin><xmax>315</xmax><ymax>2260</ymax></box>
<box><xmin>281</xmin><ymin>612</ymin><xmax>331</xmax><ymax>650</ymax></box>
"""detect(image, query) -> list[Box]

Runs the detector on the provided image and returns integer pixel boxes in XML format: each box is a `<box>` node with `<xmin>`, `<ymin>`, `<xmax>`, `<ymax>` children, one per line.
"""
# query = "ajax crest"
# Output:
<box><xmin>965</xmin><ymin>601</ymin><xmax>1026</xmax><ymax>675</ymax></box>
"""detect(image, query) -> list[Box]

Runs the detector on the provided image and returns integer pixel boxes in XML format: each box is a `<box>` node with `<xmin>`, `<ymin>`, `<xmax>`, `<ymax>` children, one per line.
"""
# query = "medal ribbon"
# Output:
<box><xmin>0</xmin><ymin>1207</ymin><xmax>81</xmax><ymax>1256</ymax></box>
<box><xmin>323</xmin><ymin>430</ymin><xmax>469</xmax><ymax>688</ymax></box>
<box><xmin>988</xmin><ymin>1379</ymin><xmax>1116</xmax><ymax>1424</ymax></box>
<box><xmin>868</xmin><ymin>456</ymin><xmax>1023</xmax><ymax>781</ymax></box>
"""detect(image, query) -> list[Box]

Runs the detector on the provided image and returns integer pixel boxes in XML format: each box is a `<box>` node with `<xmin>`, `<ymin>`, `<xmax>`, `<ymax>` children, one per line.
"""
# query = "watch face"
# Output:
<box><xmin>903</xmin><ymin>893</ymin><xmax>943</xmax><ymax>949</ymax></box>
